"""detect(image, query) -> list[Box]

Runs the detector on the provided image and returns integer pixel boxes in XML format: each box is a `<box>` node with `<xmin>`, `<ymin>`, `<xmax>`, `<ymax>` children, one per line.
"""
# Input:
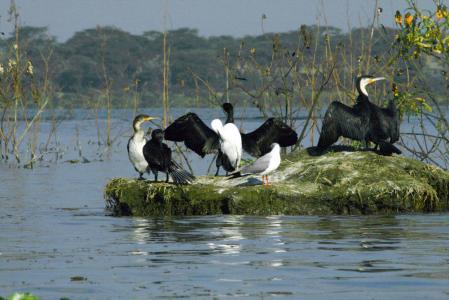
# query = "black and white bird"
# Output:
<box><xmin>222</xmin><ymin>102</ymin><xmax>298</xmax><ymax>157</ymax></box>
<box><xmin>317</xmin><ymin>75</ymin><xmax>401</xmax><ymax>155</ymax></box>
<box><xmin>211</xmin><ymin>118</ymin><xmax>242</xmax><ymax>173</ymax></box>
<box><xmin>143</xmin><ymin>129</ymin><xmax>195</xmax><ymax>184</ymax></box>
<box><xmin>164</xmin><ymin>113</ymin><xmax>242</xmax><ymax>174</ymax></box>
<box><xmin>228</xmin><ymin>143</ymin><xmax>281</xmax><ymax>186</ymax></box>
<box><xmin>127</xmin><ymin>114</ymin><xmax>157</xmax><ymax>180</ymax></box>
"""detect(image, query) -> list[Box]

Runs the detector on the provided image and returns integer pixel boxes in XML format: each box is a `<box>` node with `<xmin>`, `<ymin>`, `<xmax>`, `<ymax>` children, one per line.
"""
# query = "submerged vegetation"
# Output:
<box><xmin>0</xmin><ymin>0</ymin><xmax>447</xmax><ymax>168</ymax></box>
<box><xmin>105</xmin><ymin>148</ymin><xmax>449</xmax><ymax>216</ymax></box>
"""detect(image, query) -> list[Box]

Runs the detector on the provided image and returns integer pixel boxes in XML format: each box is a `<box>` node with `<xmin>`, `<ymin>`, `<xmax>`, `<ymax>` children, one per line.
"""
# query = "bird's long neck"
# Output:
<box><xmin>133</xmin><ymin>124</ymin><xmax>145</xmax><ymax>141</ymax></box>
<box><xmin>225</xmin><ymin>108</ymin><xmax>234</xmax><ymax>124</ymax></box>
<box><xmin>356</xmin><ymin>79</ymin><xmax>370</xmax><ymax>102</ymax></box>
<box><xmin>356</xmin><ymin>93</ymin><xmax>370</xmax><ymax>105</ymax></box>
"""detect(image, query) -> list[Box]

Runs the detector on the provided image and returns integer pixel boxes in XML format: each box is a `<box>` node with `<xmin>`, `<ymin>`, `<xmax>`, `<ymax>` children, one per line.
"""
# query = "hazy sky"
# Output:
<box><xmin>0</xmin><ymin>0</ymin><xmax>437</xmax><ymax>41</ymax></box>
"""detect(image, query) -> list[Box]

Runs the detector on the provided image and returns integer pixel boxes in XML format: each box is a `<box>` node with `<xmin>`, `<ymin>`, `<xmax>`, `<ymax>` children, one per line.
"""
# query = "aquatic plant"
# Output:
<box><xmin>0</xmin><ymin>1</ymin><xmax>55</xmax><ymax>166</ymax></box>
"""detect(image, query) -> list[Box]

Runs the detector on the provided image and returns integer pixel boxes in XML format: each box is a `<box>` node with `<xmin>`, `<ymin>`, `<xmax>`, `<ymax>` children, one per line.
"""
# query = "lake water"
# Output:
<box><xmin>1</xmin><ymin>108</ymin><xmax>448</xmax><ymax>299</ymax></box>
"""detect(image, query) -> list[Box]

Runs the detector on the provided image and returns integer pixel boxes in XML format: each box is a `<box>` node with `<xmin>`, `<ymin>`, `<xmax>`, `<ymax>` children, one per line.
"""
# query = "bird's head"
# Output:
<box><xmin>132</xmin><ymin>114</ymin><xmax>158</xmax><ymax>132</ymax></box>
<box><xmin>222</xmin><ymin>102</ymin><xmax>234</xmax><ymax>113</ymax></box>
<box><xmin>357</xmin><ymin>75</ymin><xmax>385</xmax><ymax>97</ymax></box>
<box><xmin>151</xmin><ymin>129</ymin><xmax>165</xmax><ymax>142</ymax></box>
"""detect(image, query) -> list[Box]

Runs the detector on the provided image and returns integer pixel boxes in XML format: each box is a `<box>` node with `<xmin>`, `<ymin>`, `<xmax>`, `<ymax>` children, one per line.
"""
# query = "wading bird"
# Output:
<box><xmin>164</xmin><ymin>113</ymin><xmax>242</xmax><ymax>174</ymax></box>
<box><xmin>228</xmin><ymin>143</ymin><xmax>281</xmax><ymax>186</ymax></box>
<box><xmin>127</xmin><ymin>114</ymin><xmax>157</xmax><ymax>180</ymax></box>
<box><xmin>143</xmin><ymin>129</ymin><xmax>195</xmax><ymax>184</ymax></box>
<box><xmin>317</xmin><ymin>75</ymin><xmax>401</xmax><ymax>155</ymax></box>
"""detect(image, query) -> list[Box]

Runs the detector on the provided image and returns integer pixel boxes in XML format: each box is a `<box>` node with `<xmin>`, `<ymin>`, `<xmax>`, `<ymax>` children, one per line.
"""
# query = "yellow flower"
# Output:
<box><xmin>405</xmin><ymin>13</ymin><xmax>413</xmax><ymax>27</ymax></box>
<box><xmin>250</xmin><ymin>48</ymin><xmax>256</xmax><ymax>55</ymax></box>
<box><xmin>436</xmin><ymin>5</ymin><xmax>446</xmax><ymax>20</ymax></box>
<box><xmin>13</xmin><ymin>43</ymin><xmax>18</xmax><ymax>50</ymax></box>
<box><xmin>0</xmin><ymin>63</ymin><xmax>4</xmax><ymax>75</ymax></box>
<box><xmin>395</xmin><ymin>11</ymin><xmax>402</xmax><ymax>25</ymax></box>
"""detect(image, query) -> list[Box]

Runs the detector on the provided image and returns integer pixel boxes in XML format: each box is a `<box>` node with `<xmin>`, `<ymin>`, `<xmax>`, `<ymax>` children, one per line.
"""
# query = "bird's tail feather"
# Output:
<box><xmin>169</xmin><ymin>161</ymin><xmax>195</xmax><ymax>185</ymax></box>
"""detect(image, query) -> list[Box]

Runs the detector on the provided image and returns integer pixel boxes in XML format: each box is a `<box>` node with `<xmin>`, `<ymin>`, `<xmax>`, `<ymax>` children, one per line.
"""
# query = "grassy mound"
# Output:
<box><xmin>104</xmin><ymin>148</ymin><xmax>449</xmax><ymax>216</ymax></box>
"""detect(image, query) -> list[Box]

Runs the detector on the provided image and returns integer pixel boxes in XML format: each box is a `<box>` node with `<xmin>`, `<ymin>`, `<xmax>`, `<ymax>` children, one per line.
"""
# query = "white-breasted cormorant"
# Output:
<box><xmin>317</xmin><ymin>75</ymin><xmax>401</xmax><ymax>155</ymax></box>
<box><xmin>228</xmin><ymin>143</ymin><xmax>281</xmax><ymax>186</ymax></box>
<box><xmin>143</xmin><ymin>129</ymin><xmax>195</xmax><ymax>184</ymax></box>
<box><xmin>127</xmin><ymin>114</ymin><xmax>157</xmax><ymax>180</ymax></box>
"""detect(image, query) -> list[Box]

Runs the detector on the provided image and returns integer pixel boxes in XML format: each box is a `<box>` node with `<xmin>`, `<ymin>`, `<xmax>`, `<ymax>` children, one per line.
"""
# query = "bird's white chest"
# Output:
<box><xmin>263</xmin><ymin>152</ymin><xmax>281</xmax><ymax>175</ymax></box>
<box><xmin>128</xmin><ymin>134</ymin><xmax>147</xmax><ymax>173</ymax></box>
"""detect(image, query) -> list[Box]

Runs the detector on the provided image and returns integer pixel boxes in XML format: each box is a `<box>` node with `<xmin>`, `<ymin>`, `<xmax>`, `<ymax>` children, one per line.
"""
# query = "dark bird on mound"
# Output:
<box><xmin>316</xmin><ymin>75</ymin><xmax>401</xmax><ymax>156</ymax></box>
<box><xmin>367</xmin><ymin>91</ymin><xmax>401</xmax><ymax>154</ymax></box>
<box><xmin>143</xmin><ymin>129</ymin><xmax>195</xmax><ymax>184</ymax></box>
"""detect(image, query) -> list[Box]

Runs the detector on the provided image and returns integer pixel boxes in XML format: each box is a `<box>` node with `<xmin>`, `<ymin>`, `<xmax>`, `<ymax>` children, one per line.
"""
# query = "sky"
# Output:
<box><xmin>0</xmin><ymin>0</ymin><xmax>438</xmax><ymax>41</ymax></box>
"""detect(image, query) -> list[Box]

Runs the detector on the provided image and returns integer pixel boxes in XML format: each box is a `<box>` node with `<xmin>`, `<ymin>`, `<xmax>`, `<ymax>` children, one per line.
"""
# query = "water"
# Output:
<box><xmin>1</xmin><ymin>109</ymin><xmax>449</xmax><ymax>299</ymax></box>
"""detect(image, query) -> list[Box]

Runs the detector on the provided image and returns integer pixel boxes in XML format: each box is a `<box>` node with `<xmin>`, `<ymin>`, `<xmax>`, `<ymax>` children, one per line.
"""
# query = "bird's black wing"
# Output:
<box><xmin>164</xmin><ymin>113</ymin><xmax>218</xmax><ymax>157</ymax></box>
<box><xmin>143</xmin><ymin>141</ymin><xmax>164</xmax><ymax>171</ymax></box>
<box><xmin>242</xmin><ymin>118</ymin><xmax>298</xmax><ymax>157</ymax></box>
<box><xmin>317</xmin><ymin>101</ymin><xmax>367</xmax><ymax>149</ymax></box>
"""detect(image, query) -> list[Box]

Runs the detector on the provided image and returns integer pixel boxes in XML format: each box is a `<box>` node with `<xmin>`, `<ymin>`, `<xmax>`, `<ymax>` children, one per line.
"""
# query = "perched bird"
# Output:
<box><xmin>127</xmin><ymin>114</ymin><xmax>157</xmax><ymax>180</ymax></box>
<box><xmin>222</xmin><ymin>102</ymin><xmax>298</xmax><ymax>157</ymax></box>
<box><xmin>228</xmin><ymin>143</ymin><xmax>281</xmax><ymax>186</ymax></box>
<box><xmin>317</xmin><ymin>75</ymin><xmax>401</xmax><ymax>155</ymax></box>
<box><xmin>367</xmin><ymin>93</ymin><xmax>401</xmax><ymax>154</ymax></box>
<box><xmin>143</xmin><ymin>129</ymin><xmax>195</xmax><ymax>184</ymax></box>
<box><xmin>211</xmin><ymin>118</ymin><xmax>242</xmax><ymax>173</ymax></box>
<box><xmin>164</xmin><ymin>112</ymin><xmax>243</xmax><ymax>174</ymax></box>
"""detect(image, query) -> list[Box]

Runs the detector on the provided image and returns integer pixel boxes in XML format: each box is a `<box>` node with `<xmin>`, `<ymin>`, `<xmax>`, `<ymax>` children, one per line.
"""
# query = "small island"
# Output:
<box><xmin>104</xmin><ymin>148</ymin><xmax>449</xmax><ymax>216</ymax></box>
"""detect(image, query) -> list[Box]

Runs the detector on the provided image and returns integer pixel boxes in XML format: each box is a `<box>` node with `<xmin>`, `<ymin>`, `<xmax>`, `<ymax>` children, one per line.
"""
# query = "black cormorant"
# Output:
<box><xmin>143</xmin><ymin>129</ymin><xmax>195</xmax><ymax>184</ymax></box>
<box><xmin>367</xmin><ymin>93</ymin><xmax>401</xmax><ymax>154</ymax></box>
<box><xmin>317</xmin><ymin>75</ymin><xmax>401</xmax><ymax>155</ymax></box>
<box><xmin>127</xmin><ymin>114</ymin><xmax>157</xmax><ymax>180</ymax></box>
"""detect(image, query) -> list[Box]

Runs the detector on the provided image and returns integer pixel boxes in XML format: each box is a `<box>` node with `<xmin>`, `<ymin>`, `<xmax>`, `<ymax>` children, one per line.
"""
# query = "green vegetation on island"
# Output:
<box><xmin>105</xmin><ymin>148</ymin><xmax>449</xmax><ymax>216</ymax></box>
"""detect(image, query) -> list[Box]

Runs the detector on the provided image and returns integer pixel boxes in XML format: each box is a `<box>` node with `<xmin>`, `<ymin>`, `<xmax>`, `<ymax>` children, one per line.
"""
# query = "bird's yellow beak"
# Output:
<box><xmin>144</xmin><ymin>116</ymin><xmax>159</xmax><ymax>122</ymax></box>
<box><xmin>368</xmin><ymin>77</ymin><xmax>386</xmax><ymax>85</ymax></box>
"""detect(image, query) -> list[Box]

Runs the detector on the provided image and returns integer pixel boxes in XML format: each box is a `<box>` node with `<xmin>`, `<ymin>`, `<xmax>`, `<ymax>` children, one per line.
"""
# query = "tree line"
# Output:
<box><xmin>0</xmin><ymin>24</ymin><xmax>444</xmax><ymax>108</ymax></box>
